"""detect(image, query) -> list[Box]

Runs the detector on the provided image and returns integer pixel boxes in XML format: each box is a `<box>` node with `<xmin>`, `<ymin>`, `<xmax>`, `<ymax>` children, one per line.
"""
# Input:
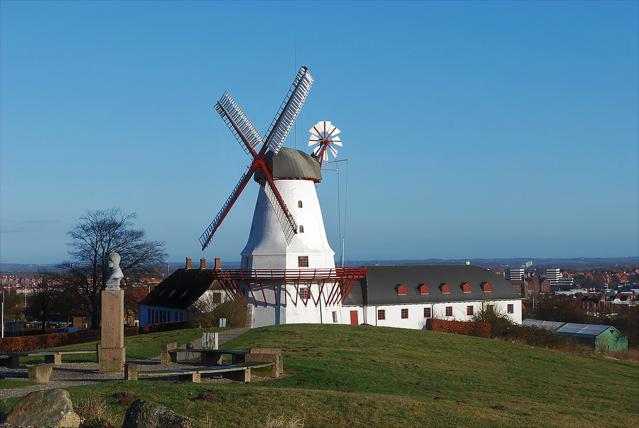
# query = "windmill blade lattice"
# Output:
<box><xmin>308</xmin><ymin>120</ymin><xmax>342</xmax><ymax>162</ymax></box>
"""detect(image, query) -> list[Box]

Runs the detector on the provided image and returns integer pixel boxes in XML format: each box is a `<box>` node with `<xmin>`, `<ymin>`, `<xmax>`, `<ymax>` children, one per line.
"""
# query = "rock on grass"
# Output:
<box><xmin>5</xmin><ymin>389</ymin><xmax>81</xmax><ymax>428</ymax></box>
<box><xmin>122</xmin><ymin>399</ymin><xmax>193</xmax><ymax>428</ymax></box>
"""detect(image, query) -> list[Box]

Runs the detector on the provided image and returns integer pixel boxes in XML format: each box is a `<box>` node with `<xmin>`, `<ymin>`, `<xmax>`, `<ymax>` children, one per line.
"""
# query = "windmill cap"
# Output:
<box><xmin>254</xmin><ymin>147</ymin><xmax>321</xmax><ymax>183</ymax></box>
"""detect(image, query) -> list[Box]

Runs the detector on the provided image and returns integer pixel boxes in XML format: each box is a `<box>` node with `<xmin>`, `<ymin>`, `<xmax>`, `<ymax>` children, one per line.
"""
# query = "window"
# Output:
<box><xmin>445</xmin><ymin>306</ymin><xmax>453</xmax><ymax>317</ymax></box>
<box><xmin>147</xmin><ymin>309</ymin><xmax>151</xmax><ymax>323</ymax></box>
<box><xmin>461</xmin><ymin>282</ymin><xmax>472</xmax><ymax>293</ymax></box>
<box><xmin>401</xmin><ymin>308</ymin><xmax>408</xmax><ymax>319</ymax></box>
<box><xmin>481</xmin><ymin>282</ymin><xmax>493</xmax><ymax>293</ymax></box>
<box><xmin>298</xmin><ymin>200</ymin><xmax>303</xmax><ymax>208</ymax></box>
<box><xmin>299</xmin><ymin>225</ymin><xmax>305</xmax><ymax>233</ymax></box>
<box><xmin>424</xmin><ymin>307</ymin><xmax>431</xmax><ymax>318</ymax></box>
<box><xmin>300</xmin><ymin>287</ymin><xmax>310</xmax><ymax>300</ymax></box>
<box><xmin>212</xmin><ymin>292</ymin><xmax>222</xmax><ymax>303</ymax></box>
<box><xmin>396</xmin><ymin>284</ymin><xmax>408</xmax><ymax>296</ymax></box>
<box><xmin>332</xmin><ymin>311</ymin><xmax>337</xmax><ymax>323</ymax></box>
<box><xmin>418</xmin><ymin>283</ymin><xmax>430</xmax><ymax>295</ymax></box>
<box><xmin>378</xmin><ymin>309</ymin><xmax>386</xmax><ymax>320</ymax></box>
<box><xmin>440</xmin><ymin>283</ymin><xmax>451</xmax><ymax>294</ymax></box>
<box><xmin>467</xmin><ymin>306</ymin><xmax>474</xmax><ymax>316</ymax></box>
<box><xmin>507</xmin><ymin>304</ymin><xmax>514</xmax><ymax>314</ymax></box>
<box><xmin>298</xmin><ymin>256</ymin><xmax>309</xmax><ymax>267</ymax></box>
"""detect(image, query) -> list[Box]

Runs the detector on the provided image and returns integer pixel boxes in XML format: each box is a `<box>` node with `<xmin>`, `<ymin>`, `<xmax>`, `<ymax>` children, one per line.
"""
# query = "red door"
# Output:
<box><xmin>350</xmin><ymin>310</ymin><xmax>359</xmax><ymax>326</ymax></box>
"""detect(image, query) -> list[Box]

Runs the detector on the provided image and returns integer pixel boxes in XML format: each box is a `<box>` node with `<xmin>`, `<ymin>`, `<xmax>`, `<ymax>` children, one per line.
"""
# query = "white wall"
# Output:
<box><xmin>247</xmin><ymin>281</ymin><xmax>344</xmax><ymax>328</ymax></box>
<box><xmin>342</xmin><ymin>299</ymin><xmax>523</xmax><ymax>329</ymax></box>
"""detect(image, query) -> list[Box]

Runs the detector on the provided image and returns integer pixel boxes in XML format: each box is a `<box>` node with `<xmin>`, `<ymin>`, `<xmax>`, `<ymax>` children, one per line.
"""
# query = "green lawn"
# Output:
<box><xmin>3</xmin><ymin>324</ymin><xmax>638</xmax><ymax>427</ymax></box>
<box><xmin>0</xmin><ymin>379</ymin><xmax>33</xmax><ymax>389</ymax></box>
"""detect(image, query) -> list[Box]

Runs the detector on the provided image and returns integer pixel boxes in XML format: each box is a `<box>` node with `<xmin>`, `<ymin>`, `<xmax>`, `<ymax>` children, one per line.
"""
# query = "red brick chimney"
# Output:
<box><xmin>185</xmin><ymin>257</ymin><xmax>192</xmax><ymax>270</ymax></box>
<box><xmin>200</xmin><ymin>258</ymin><xmax>206</xmax><ymax>270</ymax></box>
<box><xmin>214</xmin><ymin>258</ymin><xmax>221</xmax><ymax>270</ymax></box>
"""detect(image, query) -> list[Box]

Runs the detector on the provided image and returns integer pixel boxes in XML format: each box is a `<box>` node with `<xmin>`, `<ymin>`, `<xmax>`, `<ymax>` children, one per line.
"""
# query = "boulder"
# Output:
<box><xmin>121</xmin><ymin>400</ymin><xmax>194</xmax><ymax>428</ymax></box>
<box><xmin>5</xmin><ymin>388</ymin><xmax>81</xmax><ymax>428</ymax></box>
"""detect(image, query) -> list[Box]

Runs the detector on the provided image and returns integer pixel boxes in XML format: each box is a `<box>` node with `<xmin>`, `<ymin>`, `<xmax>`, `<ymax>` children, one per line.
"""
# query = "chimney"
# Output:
<box><xmin>214</xmin><ymin>258</ymin><xmax>221</xmax><ymax>270</ymax></box>
<box><xmin>200</xmin><ymin>258</ymin><xmax>207</xmax><ymax>270</ymax></box>
<box><xmin>185</xmin><ymin>257</ymin><xmax>192</xmax><ymax>270</ymax></box>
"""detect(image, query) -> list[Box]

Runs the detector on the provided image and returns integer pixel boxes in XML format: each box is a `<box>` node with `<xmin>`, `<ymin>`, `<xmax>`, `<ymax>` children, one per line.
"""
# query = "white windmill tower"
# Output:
<box><xmin>199</xmin><ymin>66</ymin><xmax>365</xmax><ymax>327</ymax></box>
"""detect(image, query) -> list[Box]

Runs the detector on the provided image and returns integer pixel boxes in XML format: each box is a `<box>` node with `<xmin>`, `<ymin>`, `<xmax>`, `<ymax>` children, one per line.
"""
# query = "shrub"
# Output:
<box><xmin>427</xmin><ymin>319</ymin><xmax>491</xmax><ymax>338</ymax></box>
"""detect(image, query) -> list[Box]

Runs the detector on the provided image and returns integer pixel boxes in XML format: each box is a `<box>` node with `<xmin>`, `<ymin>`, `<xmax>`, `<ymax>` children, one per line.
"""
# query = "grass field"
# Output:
<box><xmin>0</xmin><ymin>379</ymin><xmax>32</xmax><ymax>390</ymax></box>
<box><xmin>2</xmin><ymin>324</ymin><xmax>638</xmax><ymax>427</ymax></box>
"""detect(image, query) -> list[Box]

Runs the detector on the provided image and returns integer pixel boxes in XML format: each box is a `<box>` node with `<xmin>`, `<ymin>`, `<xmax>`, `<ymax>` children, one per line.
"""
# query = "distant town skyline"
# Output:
<box><xmin>1</xmin><ymin>1</ymin><xmax>638</xmax><ymax>264</ymax></box>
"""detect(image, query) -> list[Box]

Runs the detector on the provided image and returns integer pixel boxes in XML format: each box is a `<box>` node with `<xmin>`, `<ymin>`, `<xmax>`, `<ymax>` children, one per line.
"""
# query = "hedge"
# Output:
<box><xmin>427</xmin><ymin>318</ymin><xmax>492</xmax><ymax>338</ymax></box>
<box><xmin>0</xmin><ymin>322</ymin><xmax>189</xmax><ymax>353</ymax></box>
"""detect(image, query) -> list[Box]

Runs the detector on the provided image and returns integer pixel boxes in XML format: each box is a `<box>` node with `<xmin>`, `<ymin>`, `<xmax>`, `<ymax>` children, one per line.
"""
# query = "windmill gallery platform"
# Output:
<box><xmin>140</xmin><ymin>66</ymin><xmax>523</xmax><ymax>330</ymax></box>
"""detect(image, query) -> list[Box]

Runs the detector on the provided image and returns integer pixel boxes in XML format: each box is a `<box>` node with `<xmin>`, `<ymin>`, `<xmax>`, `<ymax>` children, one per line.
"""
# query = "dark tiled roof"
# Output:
<box><xmin>139</xmin><ymin>269</ymin><xmax>219</xmax><ymax>309</ymax></box>
<box><xmin>254</xmin><ymin>147</ymin><xmax>321</xmax><ymax>182</ymax></box>
<box><xmin>343</xmin><ymin>265</ymin><xmax>521</xmax><ymax>306</ymax></box>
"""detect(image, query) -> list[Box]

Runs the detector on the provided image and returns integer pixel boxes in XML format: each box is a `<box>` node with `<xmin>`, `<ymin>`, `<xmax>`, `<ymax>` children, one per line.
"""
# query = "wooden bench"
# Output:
<box><xmin>0</xmin><ymin>349</ymin><xmax>98</xmax><ymax>369</ymax></box>
<box><xmin>124</xmin><ymin>361</ymin><xmax>274</xmax><ymax>383</ymax></box>
<box><xmin>168</xmin><ymin>348</ymin><xmax>249</xmax><ymax>366</ymax></box>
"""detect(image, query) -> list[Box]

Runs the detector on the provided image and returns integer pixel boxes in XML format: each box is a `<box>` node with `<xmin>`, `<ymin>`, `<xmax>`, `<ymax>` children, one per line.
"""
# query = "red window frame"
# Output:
<box><xmin>298</xmin><ymin>256</ymin><xmax>309</xmax><ymax>267</ymax></box>
<box><xmin>396</xmin><ymin>284</ymin><xmax>408</xmax><ymax>295</ymax></box>
<box><xmin>401</xmin><ymin>308</ymin><xmax>408</xmax><ymax>319</ymax></box>
<box><xmin>507</xmin><ymin>304</ymin><xmax>514</xmax><ymax>314</ymax></box>
<box><xmin>299</xmin><ymin>287</ymin><xmax>310</xmax><ymax>300</ymax></box>
<box><xmin>445</xmin><ymin>306</ymin><xmax>453</xmax><ymax>317</ymax></box>
<box><xmin>424</xmin><ymin>307</ymin><xmax>431</xmax><ymax>318</ymax></box>
<box><xmin>466</xmin><ymin>305</ymin><xmax>474</xmax><ymax>316</ymax></box>
<box><xmin>377</xmin><ymin>309</ymin><xmax>385</xmax><ymax>320</ymax></box>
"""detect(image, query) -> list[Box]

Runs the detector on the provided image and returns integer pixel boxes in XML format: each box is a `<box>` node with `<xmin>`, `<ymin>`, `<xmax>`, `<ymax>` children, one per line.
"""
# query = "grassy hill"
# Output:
<box><xmin>2</xmin><ymin>324</ymin><xmax>638</xmax><ymax>427</ymax></box>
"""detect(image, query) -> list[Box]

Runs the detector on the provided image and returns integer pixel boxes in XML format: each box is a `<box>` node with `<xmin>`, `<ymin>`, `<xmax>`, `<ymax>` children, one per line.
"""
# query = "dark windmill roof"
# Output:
<box><xmin>254</xmin><ymin>147</ymin><xmax>321</xmax><ymax>182</ymax></box>
<box><xmin>343</xmin><ymin>265</ymin><xmax>521</xmax><ymax>306</ymax></box>
<box><xmin>139</xmin><ymin>269</ymin><xmax>219</xmax><ymax>310</ymax></box>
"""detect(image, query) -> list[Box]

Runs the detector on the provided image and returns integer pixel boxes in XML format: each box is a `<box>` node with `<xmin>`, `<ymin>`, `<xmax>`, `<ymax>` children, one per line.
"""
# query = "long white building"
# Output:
<box><xmin>342</xmin><ymin>265</ymin><xmax>522</xmax><ymax>328</ymax></box>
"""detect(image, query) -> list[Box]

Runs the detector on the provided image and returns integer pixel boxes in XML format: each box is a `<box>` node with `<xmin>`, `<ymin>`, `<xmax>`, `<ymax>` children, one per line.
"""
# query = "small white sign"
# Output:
<box><xmin>202</xmin><ymin>332</ymin><xmax>218</xmax><ymax>350</ymax></box>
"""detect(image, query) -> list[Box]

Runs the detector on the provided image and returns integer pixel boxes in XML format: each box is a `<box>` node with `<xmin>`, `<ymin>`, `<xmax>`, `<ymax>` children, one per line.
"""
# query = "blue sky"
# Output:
<box><xmin>1</xmin><ymin>1</ymin><xmax>638</xmax><ymax>264</ymax></box>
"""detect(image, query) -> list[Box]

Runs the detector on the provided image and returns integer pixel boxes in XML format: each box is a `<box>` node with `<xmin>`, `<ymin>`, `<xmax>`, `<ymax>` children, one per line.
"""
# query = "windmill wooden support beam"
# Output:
<box><xmin>210</xmin><ymin>268</ymin><xmax>367</xmax><ymax>308</ymax></box>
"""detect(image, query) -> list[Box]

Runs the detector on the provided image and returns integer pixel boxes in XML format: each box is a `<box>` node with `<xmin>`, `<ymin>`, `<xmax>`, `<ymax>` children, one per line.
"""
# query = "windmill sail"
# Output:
<box><xmin>264</xmin><ymin>66</ymin><xmax>313</xmax><ymax>155</ymax></box>
<box><xmin>216</xmin><ymin>92</ymin><xmax>264</xmax><ymax>154</ymax></box>
<box><xmin>199</xmin><ymin>167</ymin><xmax>254</xmax><ymax>250</ymax></box>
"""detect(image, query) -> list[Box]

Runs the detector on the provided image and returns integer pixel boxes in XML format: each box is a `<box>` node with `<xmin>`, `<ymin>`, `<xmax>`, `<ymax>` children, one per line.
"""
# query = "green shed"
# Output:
<box><xmin>554</xmin><ymin>323</ymin><xmax>628</xmax><ymax>352</ymax></box>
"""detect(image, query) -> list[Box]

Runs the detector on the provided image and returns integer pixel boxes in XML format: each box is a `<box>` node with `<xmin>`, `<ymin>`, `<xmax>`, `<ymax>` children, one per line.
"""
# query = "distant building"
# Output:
<box><xmin>507</xmin><ymin>268</ymin><xmax>525</xmax><ymax>283</ymax></box>
<box><xmin>522</xmin><ymin>319</ymin><xmax>628</xmax><ymax>352</ymax></box>
<box><xmin>546</xmin><ymin>268</ymin><xmax>561</xmax><ymax>284</ymax></box>
<box><xmin>546</xmin><ymin>268</ymin><xmax>574</xmax><ymax>289</ymax></box>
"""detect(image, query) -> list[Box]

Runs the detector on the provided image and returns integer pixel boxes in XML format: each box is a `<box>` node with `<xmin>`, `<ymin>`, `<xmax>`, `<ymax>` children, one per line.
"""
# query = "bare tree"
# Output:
<box><xmin>26</xmin><ymin>276</ymin><xmax>61</xmax><ymax>330</ymax></box>
<box><xmin>62</xmin><ymin>208</ymin><xmax>166</xmax><ymax>328</ymax></box>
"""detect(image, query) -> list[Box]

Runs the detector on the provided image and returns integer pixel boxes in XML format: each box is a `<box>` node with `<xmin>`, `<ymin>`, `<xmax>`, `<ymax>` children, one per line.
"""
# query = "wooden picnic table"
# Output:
<box><xmin>168</xmin><ymin>348</ymin><xmax>249</xmax><ymax>366</ymax></box>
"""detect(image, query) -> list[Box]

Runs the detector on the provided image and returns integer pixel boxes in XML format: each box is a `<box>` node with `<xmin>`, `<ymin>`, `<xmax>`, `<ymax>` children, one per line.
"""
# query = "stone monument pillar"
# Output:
<box><xmin>99</xmin><ymin>252</ymin><xmax>125</xmax><ymax>372</ymax></box>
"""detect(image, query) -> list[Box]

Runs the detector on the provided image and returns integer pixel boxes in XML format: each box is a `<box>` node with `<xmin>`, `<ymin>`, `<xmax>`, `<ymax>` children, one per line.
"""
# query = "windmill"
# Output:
<box><xmin>193</xmin><ymin>66</ymin><xmax>367</xmax><ymax>327</ymax></box>
<box><xmin>308</xmin><ymin>120</ymin><xmax>342</xmax><ymax>165</ymax></box>
<box><xmin>199</xmin><ymin>66</ymin><xmax>314</xmax><ymax>250</ymax></box>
